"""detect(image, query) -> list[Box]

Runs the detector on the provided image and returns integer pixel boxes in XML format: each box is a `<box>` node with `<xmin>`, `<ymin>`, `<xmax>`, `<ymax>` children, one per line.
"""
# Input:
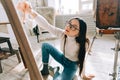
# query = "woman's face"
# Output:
<box><xmin>64</xmin><ymin>19</ymin><xmax>80</xmax><ymax>37</ymax></box>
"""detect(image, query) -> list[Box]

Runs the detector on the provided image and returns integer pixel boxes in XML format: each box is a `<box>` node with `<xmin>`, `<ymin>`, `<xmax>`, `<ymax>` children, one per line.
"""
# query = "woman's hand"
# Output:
<box><xmin>16</xmin><ymin>1</ymin><xmax>26</xmax><ymax>13</ymax></box>
<box><xmin>17</xmin><ymin>1</ymin><xmax>37</xmax><ymax>19</ymax></box>
<box><xmin>16</xmin><ymin>1</ymin><xmax>32</xmax><ymax>14</ymax></box>
<box><xmin>82</xmin><ymin>74</ymin><xmax>95</xmax><ymax>80</ymax></box>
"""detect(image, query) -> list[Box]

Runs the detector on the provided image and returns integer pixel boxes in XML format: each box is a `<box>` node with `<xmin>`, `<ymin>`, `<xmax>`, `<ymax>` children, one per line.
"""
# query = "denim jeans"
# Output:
<box><xmin>42</xmin><ymin>43</ymin><xmax>78</xmax><ymax>80</ymax></box>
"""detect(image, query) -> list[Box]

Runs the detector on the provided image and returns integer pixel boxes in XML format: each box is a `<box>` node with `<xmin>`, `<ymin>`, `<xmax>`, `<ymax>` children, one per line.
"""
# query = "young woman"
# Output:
<box><xmin>17</xmin><ymin>1</ymin><xmax>95</xmax><ymax>80</ymax></box>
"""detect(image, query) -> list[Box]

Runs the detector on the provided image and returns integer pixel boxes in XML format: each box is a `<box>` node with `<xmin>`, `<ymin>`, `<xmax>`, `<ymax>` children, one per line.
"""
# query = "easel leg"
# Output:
<box><xmin>88</xmin><ymin>31</ymin><xmax>97</xmax><ymax>54</ymax></box>
<box><xmin>18</xmin><ymin>47</ymin><xmax>27</xmax><ymax>68</ymax></box>
<box><xmin>16</xmin><ymin>50</ymin><xmax>21</xmax><ymax>63</ymax></box>
<box><xmin>109</xmin><ymin>31</ymin><xmax>120</xmax><ymax>80</ymax></box>
<box><xmin>0</xmin><ymin>60</ymin><xmax>3</xmax><ymax>73</ymax></box>
<box><xmin>111</xmin><ymin>40</ymin><xmax>119</xmax><ymax>80</ymax></box>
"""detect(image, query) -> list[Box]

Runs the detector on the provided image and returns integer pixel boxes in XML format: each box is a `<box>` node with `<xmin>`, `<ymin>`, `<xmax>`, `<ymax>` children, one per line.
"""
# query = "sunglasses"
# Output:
<box><xmin>65</xmin><ymin>21</ymin><xmax>79</xmax><ymax>31</ymax></box>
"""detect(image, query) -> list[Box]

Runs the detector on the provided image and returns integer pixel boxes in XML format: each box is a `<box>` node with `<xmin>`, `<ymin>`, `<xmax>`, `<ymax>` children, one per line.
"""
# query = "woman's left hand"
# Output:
<box><xmin>82</xmin><ymin>74</ymin><xmax>95</xmax><ymax>80</ymax></box>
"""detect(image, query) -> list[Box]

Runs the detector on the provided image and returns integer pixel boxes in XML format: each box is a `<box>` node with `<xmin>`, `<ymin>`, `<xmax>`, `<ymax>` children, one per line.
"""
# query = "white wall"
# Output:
<box><xmin>55</xmin><ymin>13</ymin><xmax>96</xmax><ymax>33</ymax></box>
<box><xmin>48</xmin><ymin>0</ymin><xmax>55</xmax><ymax>8</ymax></box>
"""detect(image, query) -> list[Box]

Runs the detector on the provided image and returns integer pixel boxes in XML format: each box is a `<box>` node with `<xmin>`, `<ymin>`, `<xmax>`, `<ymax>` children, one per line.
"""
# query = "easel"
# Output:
<box><xmin>88</xmin><ymin>0</ymin><xmax>120</xmax><ymax>80</ymax></box>
<box><xmin>0</xmin><ymin>0</ymin><xmax>43</xmax><ymax>80</ymax></box>
<box><xmin>109</xmin><ymin>31</ymin><xmax>120</xmax><ymax>80</ymax></box>
<box><xmin>88</xmin><ymin>0</ymin><xmax>120</xmax><ymax>54</ymax></box>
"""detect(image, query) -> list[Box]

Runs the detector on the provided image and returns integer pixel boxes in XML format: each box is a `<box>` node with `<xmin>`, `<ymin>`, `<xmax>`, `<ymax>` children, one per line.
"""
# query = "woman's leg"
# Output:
<box><xmin>41</xmin><ymin>43</ymin><xmax>63</xmax><ymax>75</ymax></box>
<box><xmin>42</xmin><ymin>43</ymin><xmax>63</xmax><ymax>63</ymax></box>
<box><xmin>53</xmin><ymin>56</ymin><xmax>78</xmax><ymax>80</ymax></box>
<box><xmin>61</xmin><ymin>68</ymin><xmax>77</xmax><ymax>80</ymax></box>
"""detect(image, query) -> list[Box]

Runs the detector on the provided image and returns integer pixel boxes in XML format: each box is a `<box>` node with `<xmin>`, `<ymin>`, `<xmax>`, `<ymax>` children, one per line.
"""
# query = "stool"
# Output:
<box><xmin>0</xmin><ymin>37</ymin><xmax>21</xmax><ymax>73</ymax></box>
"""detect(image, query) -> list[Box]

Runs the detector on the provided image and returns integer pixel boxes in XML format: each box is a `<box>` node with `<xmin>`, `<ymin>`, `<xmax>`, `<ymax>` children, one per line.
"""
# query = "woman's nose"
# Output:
<box><xmin>66</xmin><ymin>26</ymin><xmax>70</xmax><ymax>30</ymax></box>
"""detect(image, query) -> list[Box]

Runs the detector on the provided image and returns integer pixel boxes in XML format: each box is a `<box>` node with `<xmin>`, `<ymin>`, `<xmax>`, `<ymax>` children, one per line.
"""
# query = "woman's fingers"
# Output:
<box><xmin>16</xmin><ymin>1</ymin><xmax>32</xmax><ymax>13</ymax></box>
<box><xmin>16</xmin><ymin>1</ymin><xmax>26</xmax><ymax>13</ymax></box>
<box><xmin>24</xmin><ymin>2</ymin><xmax>32</xmax><ymax>14</ymax></box>
<box><xmin>82</xmin><ymin>74</ymin><xmax>95</xmax><ymax>80</ymax></box>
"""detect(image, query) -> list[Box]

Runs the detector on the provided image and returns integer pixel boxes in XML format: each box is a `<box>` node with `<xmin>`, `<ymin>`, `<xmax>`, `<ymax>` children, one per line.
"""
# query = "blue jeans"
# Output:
<box><xmin>42</xmin><ymin>43</ymin><xmax>78</xmax><ymax>80</ymax></box>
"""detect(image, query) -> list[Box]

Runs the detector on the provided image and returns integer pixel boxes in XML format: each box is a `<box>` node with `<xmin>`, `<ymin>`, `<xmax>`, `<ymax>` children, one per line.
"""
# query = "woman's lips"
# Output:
<box><xmin>65</xmin><ymin>29</ymin><xmax>69</xmax><ymax>32</ymax></box>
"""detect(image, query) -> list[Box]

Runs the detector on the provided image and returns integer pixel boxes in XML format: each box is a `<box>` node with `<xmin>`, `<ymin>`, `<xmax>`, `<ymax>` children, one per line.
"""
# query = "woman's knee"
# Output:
<box><xmin>42</xmin><ymin>43</ymin><xmax>50</xmax><ymax>49</ymax></box>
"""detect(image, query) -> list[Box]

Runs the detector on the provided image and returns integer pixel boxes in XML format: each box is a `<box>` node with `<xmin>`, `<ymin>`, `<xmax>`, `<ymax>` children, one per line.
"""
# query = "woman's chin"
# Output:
<box><xmin>65</xmin><ymin>33</ymin><xmax>70</xmax><ymax>36</ymax></box>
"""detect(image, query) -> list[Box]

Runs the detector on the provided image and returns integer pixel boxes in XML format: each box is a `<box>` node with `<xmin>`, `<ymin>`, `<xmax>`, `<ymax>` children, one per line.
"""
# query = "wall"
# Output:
<box><xmin>55</xmin><ymin>13</ymin><xmax>96</xmax><ymax>33</ymax></box>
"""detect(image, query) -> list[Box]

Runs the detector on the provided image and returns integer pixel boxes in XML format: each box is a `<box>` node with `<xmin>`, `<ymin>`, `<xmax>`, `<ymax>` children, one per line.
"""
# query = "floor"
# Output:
<box><xmin>0</xmin><ymin>32</ymin><xmax>120</xmax><ymax>80</ymax></box>
<box><xmin>41</xmin><ymin>32</ymin><xmax>120</xmax><ymax>80</ymax></box>
<box><xmin>84</xmin><ymin>33</ymin><xmax>120</xmax><ymax>80</ymax></box>
<box><xmin>0</xmin><ymin>1</ymin><xmax>120</xmax><ymax>79</ymax></box>
<box><xmin>55</xmin><ymin>33</ymin><xmax>120</xmax><ymax>80</ymax></box>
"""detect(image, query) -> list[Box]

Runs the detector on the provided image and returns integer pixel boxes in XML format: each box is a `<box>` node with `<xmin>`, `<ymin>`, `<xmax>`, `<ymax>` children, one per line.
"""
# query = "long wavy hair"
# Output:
<box><xmin>70</xmin><ymin>18</ymin><xmax>88</xmax><ymax>76</ymax></box>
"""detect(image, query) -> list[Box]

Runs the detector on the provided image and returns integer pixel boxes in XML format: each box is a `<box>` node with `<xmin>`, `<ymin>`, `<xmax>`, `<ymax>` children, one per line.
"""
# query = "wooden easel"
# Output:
<box><xmin>88</xmin><ymin>0</ymin><xmax>120</xmax><ymax>54</ymax></box>
<box><xmin>109</xmin><ymin>32</ymin><xmax>120</xmax><ymax>80</ymax></box>
<box><xmin>0</xmin><ymin>0</ymin><xmax>43</xmax><ymax>80</ymax></box>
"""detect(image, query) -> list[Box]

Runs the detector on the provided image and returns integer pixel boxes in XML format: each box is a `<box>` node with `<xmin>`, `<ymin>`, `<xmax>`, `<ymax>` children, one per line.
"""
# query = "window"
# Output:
<box><xmin>80</xmin><ymin>0</ymin><xmax>93</xmax><ymax>11</ymax></box>
<box><xmin>55</xmin><ymin>0</ymin><xmax>79</xmax><ymax>15</ymax></box>
<box><xmin>55</xmin><ymin>0</ymin><xmax>93</xmax><ymax>15</ymax></box>
<box><xmin>82</xmin><ymin>3</ymin><xmax>93</xmax><ymax>11</ymax></box>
